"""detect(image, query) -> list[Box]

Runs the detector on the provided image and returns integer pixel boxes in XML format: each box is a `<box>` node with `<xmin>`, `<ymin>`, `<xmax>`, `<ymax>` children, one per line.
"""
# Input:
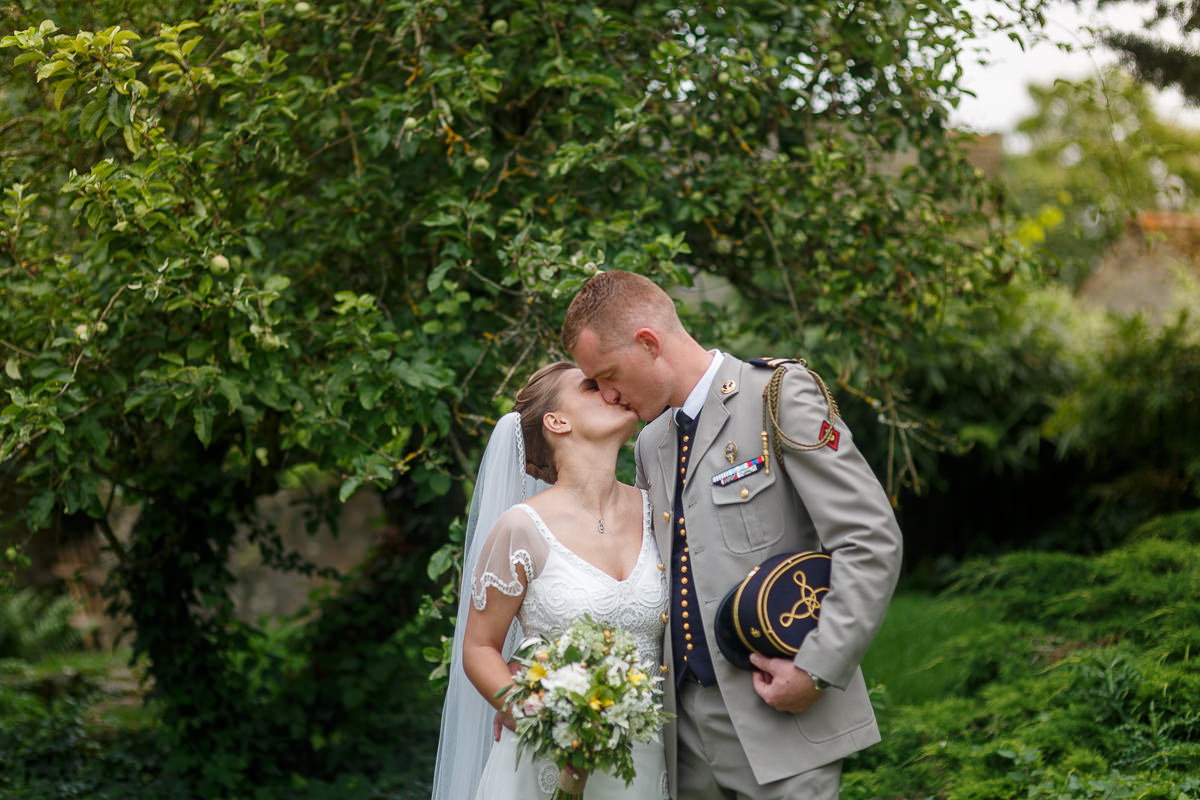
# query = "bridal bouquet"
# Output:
<box><xmin>500</xmin><ymin>615</ymin><xmax>668</xmax><ymax>799</ymax></box>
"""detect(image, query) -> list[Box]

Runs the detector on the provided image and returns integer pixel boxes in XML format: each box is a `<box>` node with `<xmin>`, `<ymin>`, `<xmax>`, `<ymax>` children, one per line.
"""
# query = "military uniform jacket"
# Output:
<box><xmin>634</xmin><ymin>354</ymin><xmax>903</xmax><ymax>786</ymax></box>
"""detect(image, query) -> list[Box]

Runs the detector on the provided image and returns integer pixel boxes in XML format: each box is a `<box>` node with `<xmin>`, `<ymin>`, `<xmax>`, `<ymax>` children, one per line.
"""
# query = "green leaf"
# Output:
<box><xmin>106</xmin><ymin>89</ymin><xmax>123</xmax><ymax>127</ymax></box>
<box><xmin>80</xmin><ymin>416</ymin><xmax>108</xmax><ymax>455</ymax></box>
<box><xmin>26</xmin><ymin>490</ymin><xmax>55</xmax><ymax>531</ymax></box>
<box><xmin>51</xmin><ymin>77</ymin><xmax>74</xmax><ymax>109</ymax></box>
<box><xmin>427</xmin><ymin>260</ymin><xmax>453</xmax><ymax>292</ymax></box>
<box><xmin>422</xmin><ymin>211</ymin><xmax>459</xmax><ymax>227</ymax></box>
<box><xmin>78</xmin><ymin>97</ymin><xmax>105</xmax><ymax>136</ymax></box>
<box><xmin>193</xmin><ymin>404</ymin><xmax>215</xmax><ymax>447</ymax></box>
<box><xmin>12</xmin><ymin>51</ymin><xmax>43</xmax><ymax>68</ymax></box>
<box><xmin>426</xmin><ymin>543</ymin><xmax>456</xmax><ymax>580</ymax></box>
<box><xmin>338</xmin><ymin>476</ymin><xmax>363</xmax><ymax>503</ymax></box>
<box><xmin>35</xmin><ymin>58</ymin><xmax>71</xmax><ymax>82</ymax></box>
<box><xmin>264</xmin><ymin>274</ymin><xmax>291</xmax><ymax>293</ymax></box>
<box><xmin>186</xmin><ymin>340</ymin><xmax>212</xmax><ymax>361</ymax></box>
<box><xmin>216</xmin><ymin>377</ymin><xmax>243</xmax><ymax>412</ymax></box>
<box><xmin>359</xmin><ymin>382</ymin><xmax>385</xmax><ymax>410</ymax></box>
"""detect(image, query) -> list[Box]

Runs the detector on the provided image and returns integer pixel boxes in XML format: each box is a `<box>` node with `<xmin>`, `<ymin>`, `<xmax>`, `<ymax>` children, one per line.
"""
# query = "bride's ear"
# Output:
<box><xmin>542</xmin><ymin>411</ymin><xmax>571</xmax><ymax>437</ymax></box>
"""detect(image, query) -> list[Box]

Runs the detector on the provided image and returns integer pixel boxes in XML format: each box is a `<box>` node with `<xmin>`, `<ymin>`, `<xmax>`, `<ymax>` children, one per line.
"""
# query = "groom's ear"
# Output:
<box><xmin>633</xmin><ymin>327</ymin><xmax>661</xmax><ymax>358</ymax></box>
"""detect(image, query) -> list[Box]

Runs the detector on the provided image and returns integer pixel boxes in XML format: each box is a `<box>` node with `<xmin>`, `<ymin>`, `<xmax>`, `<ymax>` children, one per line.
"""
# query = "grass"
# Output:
<box><xmin>862</xmin><ymin>590</ymin><xmax>998</xmax><ymax>706</ymax></box>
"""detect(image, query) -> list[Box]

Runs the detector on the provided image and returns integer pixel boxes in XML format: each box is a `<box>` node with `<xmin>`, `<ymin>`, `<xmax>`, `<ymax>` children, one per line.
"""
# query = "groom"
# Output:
<box><xmin>563</xmin><ymin>271</ymin><xmax>902</xmax><ymax>799</ymax></box>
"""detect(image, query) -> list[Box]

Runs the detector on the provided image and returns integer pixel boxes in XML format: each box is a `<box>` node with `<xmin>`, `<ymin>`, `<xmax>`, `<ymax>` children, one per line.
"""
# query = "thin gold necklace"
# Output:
<box><xmin>563</xmin><ymin>484</ymin><xmax>618</xmax><ymax>534</ymax></box>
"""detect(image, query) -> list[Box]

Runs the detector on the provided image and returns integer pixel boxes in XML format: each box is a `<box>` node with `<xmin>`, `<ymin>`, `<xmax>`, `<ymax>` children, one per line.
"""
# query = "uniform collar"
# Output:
<box><xmin>676</xmin><ymin>350</ymin><xmax>724</xmax><ymax>422</ymax></box>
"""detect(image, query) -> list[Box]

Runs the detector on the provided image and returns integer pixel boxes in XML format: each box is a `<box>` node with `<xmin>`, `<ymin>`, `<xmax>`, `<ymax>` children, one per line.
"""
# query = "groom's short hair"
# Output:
<box><xmin>561</xmin><ymin>270</ymin><xmax>681</xmax><ymax>352</ymax></box>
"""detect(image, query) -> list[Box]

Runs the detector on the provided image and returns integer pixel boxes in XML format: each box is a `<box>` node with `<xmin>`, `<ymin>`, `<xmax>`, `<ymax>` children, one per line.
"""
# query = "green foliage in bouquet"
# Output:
<box><xmin>501</xmin><ymin>615</ymin><xmax>668</xmax><ymax>797</ymax></box>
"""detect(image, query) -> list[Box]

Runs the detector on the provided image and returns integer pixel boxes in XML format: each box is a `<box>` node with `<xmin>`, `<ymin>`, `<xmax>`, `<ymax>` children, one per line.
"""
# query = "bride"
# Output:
<box><xmin>431</xmin><ymin>361</ymin><xmax>669</xmax><ymax>800</ymax></box>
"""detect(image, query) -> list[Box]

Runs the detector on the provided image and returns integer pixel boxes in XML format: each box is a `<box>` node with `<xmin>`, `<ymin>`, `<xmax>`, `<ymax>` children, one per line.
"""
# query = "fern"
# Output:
<box><xmin>0</xmin><ymin>588</ymin><xmax>82</xmax><ymax>660</ymax></box>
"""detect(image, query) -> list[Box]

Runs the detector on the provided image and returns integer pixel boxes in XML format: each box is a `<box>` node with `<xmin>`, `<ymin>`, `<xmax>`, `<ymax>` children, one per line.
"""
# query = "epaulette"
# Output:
<box><xmin>749</xmin><ymin>357</ymin><xmax>805</xmax><ymax>370</ymax></box>
<box><xmin>756</xmin><ymin>357</ymin><xmax>840</xmax><ymax>470</ymax></box>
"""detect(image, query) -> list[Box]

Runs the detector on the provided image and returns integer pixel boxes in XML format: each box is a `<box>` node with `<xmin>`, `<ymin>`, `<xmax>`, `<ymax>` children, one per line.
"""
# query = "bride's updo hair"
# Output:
<box><xmin>513</xmin><ymin>361</ymin><xmax>575</xmax><ymax>484</ymax></box>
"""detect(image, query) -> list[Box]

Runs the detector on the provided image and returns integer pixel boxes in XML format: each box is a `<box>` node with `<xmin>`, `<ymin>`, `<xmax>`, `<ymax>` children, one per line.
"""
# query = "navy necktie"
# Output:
<box><xmin>671</xmin><ymin>408</ymin><xmax>717</xmax><ymax>687</ymax></box>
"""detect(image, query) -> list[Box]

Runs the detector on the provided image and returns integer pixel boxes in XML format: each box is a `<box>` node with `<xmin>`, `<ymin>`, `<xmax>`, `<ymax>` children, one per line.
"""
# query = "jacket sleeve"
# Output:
<box><xmin>774</xmin><ymin>365</ymin><xmax>903</xmax><ymax>689</ymax></box>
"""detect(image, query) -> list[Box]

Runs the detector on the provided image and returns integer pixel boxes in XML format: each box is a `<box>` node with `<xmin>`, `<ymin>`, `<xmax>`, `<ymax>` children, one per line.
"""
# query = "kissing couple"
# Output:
<box><xmin>432</xmin><ymin>271</ymin><xmax>902</xmax><ymax>800</ymax></box>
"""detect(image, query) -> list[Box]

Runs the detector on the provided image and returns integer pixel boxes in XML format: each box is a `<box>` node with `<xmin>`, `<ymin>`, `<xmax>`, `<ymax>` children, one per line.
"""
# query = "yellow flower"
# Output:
<box><xmin>589</xmin><ymin>693</ymin><xmax>615</xmax><ymax>710</ymax></box>
<box><xmin>628</xmin><ymin>669</ymin><xmax>646</xmax><ymax>685</ymax></box>
<box><xmin>527</xmin><ymin>662</ymin><xmax>548</xmax><ymax>682</ymax></box>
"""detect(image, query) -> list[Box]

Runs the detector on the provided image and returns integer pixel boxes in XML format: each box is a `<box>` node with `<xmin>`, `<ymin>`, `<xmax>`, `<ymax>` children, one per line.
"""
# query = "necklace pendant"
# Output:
<box><xmin>597</xmin><ymin>519</ymin><xmax>606</xmax><ymax>534</ymax></box>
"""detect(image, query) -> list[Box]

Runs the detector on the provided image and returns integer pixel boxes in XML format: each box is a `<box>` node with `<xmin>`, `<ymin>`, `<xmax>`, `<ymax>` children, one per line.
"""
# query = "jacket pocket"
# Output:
<box><xmin>709</xmin><ymin>470</ymin><xmax>782</xmax><ymax>553</ymax></box>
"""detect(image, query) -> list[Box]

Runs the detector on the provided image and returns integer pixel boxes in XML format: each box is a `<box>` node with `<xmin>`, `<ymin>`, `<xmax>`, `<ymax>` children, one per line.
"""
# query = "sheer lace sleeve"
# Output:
<box><xmin>470</xmin><ymin>505</ymin><xmax>550</xmax><ymax>611</ymax></box>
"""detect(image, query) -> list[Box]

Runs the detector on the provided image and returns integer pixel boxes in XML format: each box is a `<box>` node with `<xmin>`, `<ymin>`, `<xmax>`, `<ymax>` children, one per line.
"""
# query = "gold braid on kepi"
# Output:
<box><xmin>750</xmin><ymin>357</ymin><xmax>841</xmax><ymax>474</ymax></box>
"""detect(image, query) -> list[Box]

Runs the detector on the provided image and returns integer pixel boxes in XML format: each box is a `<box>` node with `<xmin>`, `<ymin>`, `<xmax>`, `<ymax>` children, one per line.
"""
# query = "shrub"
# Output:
<box><xmin>844</xmin><ymin>525</ymin><xmax>1200</xmax><ymax>799</ymax></box>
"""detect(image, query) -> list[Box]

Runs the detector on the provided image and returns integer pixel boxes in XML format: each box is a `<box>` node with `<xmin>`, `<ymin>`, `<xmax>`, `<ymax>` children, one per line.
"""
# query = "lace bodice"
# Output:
<box><xmin>472</xmin><ymin>491</ymin><xmax>668</xmax><ymax>666</ymax></box>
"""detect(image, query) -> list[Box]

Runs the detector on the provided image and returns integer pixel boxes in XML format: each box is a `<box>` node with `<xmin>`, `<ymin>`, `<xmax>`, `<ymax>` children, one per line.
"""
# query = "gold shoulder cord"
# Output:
<box><xmin>760</xmin><ymin>360</ymin><xmax>840</xmax><ymax>474</ymax></box>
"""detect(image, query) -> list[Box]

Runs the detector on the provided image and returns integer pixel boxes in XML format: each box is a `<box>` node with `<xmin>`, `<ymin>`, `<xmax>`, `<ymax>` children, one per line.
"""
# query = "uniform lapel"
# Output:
<box><xmin>685</xmin><ymin>357</ymin><xmax>741</xmax><ymax>497</ymax></box>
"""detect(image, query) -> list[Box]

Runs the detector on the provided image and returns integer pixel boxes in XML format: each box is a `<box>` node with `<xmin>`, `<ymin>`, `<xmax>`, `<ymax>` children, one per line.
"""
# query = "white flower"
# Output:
<box><xmin>541</xmin><ymin>663</ymin><xmax>590</xmax><ymax>696</ymax></box>
<box><xmin>553</xmin><ymin>721</ymin><xmax>575</xmax><ymax>748</ymax></box>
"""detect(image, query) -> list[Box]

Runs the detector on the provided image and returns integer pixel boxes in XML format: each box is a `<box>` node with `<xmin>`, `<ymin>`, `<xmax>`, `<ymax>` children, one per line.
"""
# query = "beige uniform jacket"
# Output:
<box><xmin>634</xmin><ymin>354</ymin><xmax>903</xmax><ymax>787</ymax></box>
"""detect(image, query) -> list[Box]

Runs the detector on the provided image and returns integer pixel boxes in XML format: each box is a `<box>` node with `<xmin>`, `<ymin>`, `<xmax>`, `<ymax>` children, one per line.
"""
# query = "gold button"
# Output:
<box><xmin>681</xmin><ymin>556</ymin><xmax>688</xmax><ymax>564</ymax></box>
<box><xmin>682</xmin><ymin>611</ymin><xmax>689</xmax><ymax>619</ymax></box>
<box><xmin>680</xmin><ymin>468</ymin><xmax>686</xmax><ymax>475</ymax></box>
<box><xmin>678</xmin><ymin>517</ymin><xmax>684</xmax><ymax>525</ymax></box>
<box><xmin>661</xmin><ymin>612</ymin><xmax>669</xmax><ymax>623</ymax></box>
<box><xmin>683</xmin><ymin>445</ymin><xmax>689</xmax><ymax>452</ymax></box>
<box><xmin>680</xmin><ymin>528</ymin><xmax>685</xmax><ymax>536</ymax></box>
<box><xmin>740</xmin><ymin>488</ymin><xmax>749</xmax><ymax>498</ymax></box>
<box><xmin>686</xmin><ymin>643</ymin><xmax>695</xmax><ymax>651</ymax></box>
<box><xmin>683</xmin><ymin>435</ymin><xmax>690</xmax><ymax>443</ymax></box>
<box><xmin>685</xmin><ymin>633</ymin><xmax>692</xmax><ymax>641</ymax></box>
<box><xmin>683</xmin><ymin>622</ymin><xmax>690</xmax><ymax>630</ymax></box>
<box><xmin>680</xmin><ymin>457</ymin><xmax>687</xmax><ymax>464</ymax></box>
<box><xmin>681</xmin><ymin>600</ymin><xmax>688</xmax><ymax>608</ymax></box>
<box><xmin>683</xmin><ymin>655</ymin><xmax>689</xmax><ymax>662</ymax></box>
<box><xmin>681</xmin><ymin>588</ymin><xmax>688</xmax><ymax>596</ymax></box>
<box><xmin>681</xmin><ymin>577</ymin><xmax>688</xmax><ymax>585</ymax></box>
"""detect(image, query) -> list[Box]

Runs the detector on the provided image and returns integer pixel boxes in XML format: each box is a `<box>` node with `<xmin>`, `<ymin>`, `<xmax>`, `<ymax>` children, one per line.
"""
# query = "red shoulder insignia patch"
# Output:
<box><xmin>819</xmin><ymin>421</ymin><xmax>840</xmax><ymax>451</ymax></box>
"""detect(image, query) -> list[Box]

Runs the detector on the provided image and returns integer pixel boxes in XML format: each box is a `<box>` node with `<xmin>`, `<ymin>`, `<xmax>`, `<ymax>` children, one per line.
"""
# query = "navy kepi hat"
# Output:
<box><xmin>715</xmin><ymin>551</ymin><xmax>831</xmax><ymax>670</ymax></box>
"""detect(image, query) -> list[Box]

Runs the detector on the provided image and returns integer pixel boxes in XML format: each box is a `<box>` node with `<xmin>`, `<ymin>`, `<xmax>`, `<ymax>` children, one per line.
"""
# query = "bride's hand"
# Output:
<box><xmin>492</xmin><ymin>708</ymin><xmax>515</xmax><ymax>740</ymax></box>
<box><xmin>492</xmin><ymin>660</ymin><xmax>522</xmax><ymax>740</ymax></box>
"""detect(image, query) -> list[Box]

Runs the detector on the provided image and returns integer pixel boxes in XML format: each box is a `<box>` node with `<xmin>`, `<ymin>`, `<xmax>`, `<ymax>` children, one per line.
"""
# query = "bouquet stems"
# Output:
<box><xmin>553</xmin><ymin>766</ymin><xmax>588</xmax><ymax>799</ymax></box>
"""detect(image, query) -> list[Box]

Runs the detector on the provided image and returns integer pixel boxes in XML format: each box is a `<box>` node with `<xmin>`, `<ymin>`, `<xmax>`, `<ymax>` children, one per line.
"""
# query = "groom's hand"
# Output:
<box><xmin>749</xmin><ymin>654</ymin><xmax>824</xmax><ymax>714</ymax></box>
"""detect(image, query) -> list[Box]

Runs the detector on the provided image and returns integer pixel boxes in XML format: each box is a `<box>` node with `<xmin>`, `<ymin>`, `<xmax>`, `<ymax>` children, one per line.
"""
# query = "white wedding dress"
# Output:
<box><xmin>471</xmin><ymin>492</ymin><xmax>670</xmax><ymax>800</ymax></box>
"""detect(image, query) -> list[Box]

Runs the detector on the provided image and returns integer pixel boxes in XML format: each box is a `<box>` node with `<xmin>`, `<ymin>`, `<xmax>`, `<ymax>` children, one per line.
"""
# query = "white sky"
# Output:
<box><xmin>949</xmin><ymin>0</ymin><xmax>1200</xmax><ymax>137</ymax></box>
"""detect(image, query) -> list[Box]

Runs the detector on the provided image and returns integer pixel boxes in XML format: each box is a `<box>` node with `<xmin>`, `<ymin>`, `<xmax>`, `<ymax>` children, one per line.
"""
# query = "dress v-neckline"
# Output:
<box><xmin>518</xmin><ymin>491</ymin><xmax>650</xmax><ymax>584</ymax></box>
